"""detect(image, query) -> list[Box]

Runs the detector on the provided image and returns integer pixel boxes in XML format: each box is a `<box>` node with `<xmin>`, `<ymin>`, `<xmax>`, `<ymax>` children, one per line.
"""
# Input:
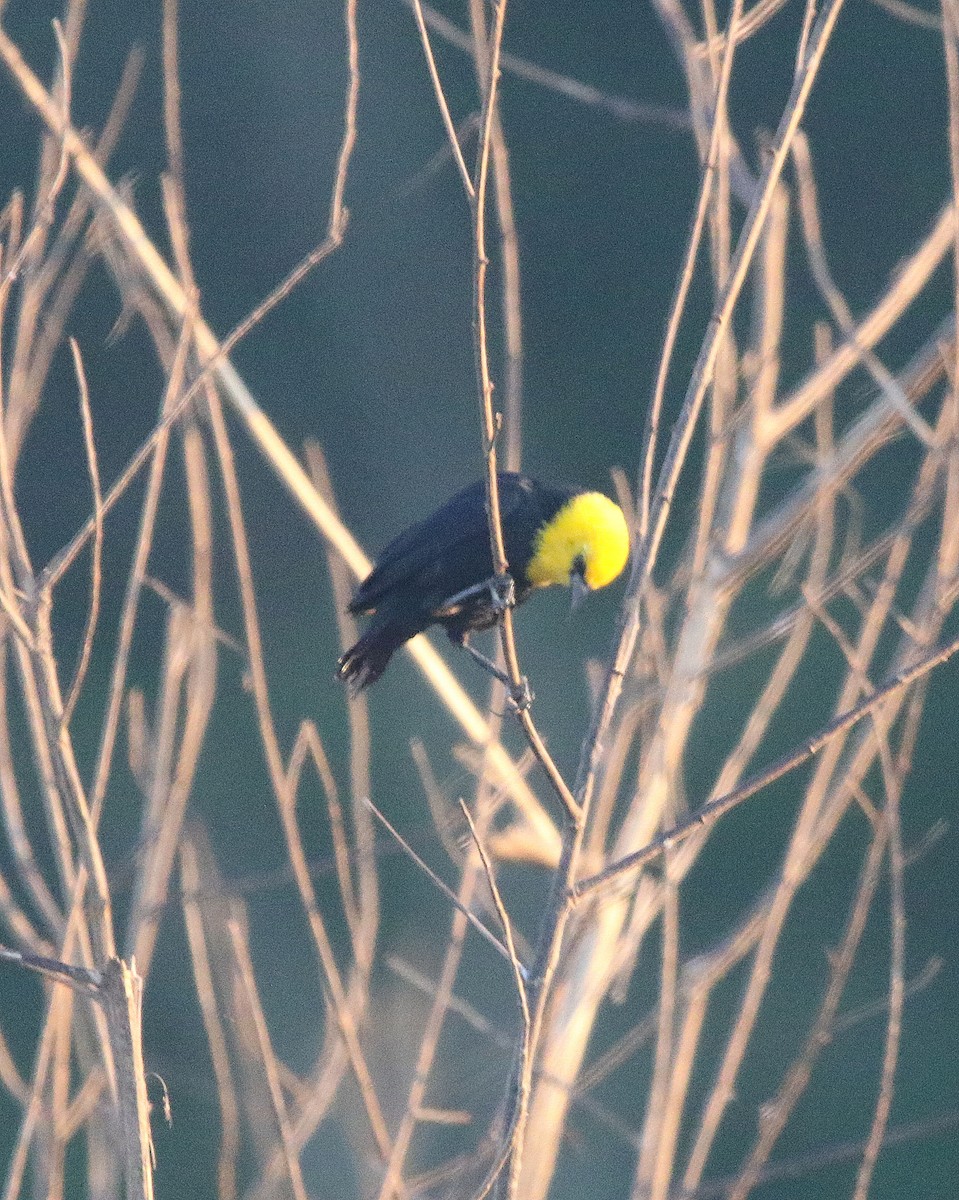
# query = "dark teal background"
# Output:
<box><xmin>0</xmin><ymin>1</ymin><xmax>957</xmax><ymax>1197</ymax></box>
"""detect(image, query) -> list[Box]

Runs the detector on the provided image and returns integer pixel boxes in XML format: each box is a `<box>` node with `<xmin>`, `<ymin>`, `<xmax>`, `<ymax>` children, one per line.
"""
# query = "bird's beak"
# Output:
<box><xmin>570</xmin><ymin>568</ymin><xmax>590</xmax><ymax>612</ymax></box>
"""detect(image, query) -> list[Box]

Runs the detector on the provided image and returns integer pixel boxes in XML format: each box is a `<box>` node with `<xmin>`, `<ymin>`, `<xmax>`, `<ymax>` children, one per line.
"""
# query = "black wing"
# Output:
<box><xmin>348</xmin><ymin>475</ymin><xmax>569</xmax><ymax>614</ymax></box>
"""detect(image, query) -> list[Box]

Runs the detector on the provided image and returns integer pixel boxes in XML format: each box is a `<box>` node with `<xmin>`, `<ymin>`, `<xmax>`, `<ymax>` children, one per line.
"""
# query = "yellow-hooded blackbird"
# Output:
<box><xmin>336</xmin><ymin>473</ymin><xmax>630</xmax><ymax>690</ymax></box>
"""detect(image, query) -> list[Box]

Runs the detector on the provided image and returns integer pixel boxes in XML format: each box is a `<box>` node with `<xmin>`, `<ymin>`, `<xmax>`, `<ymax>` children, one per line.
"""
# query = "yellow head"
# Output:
<box><xmin>526</xmin><ymin>492</ymin><xmax>630</xmax><ymax>594</ymax></box>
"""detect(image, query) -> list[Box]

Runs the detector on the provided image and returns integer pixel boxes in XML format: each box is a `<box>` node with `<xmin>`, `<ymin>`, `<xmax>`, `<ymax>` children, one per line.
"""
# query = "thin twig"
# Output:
<box><xmin>364</xmin><ymin>798</ymin><xmax>515</xmax><ymax>969</ymax></box>
<box><xmin>458</xmin><ymin>799</ymin><xmax>529</xmax><ymax>1005</ymax></box>
<box><xmin>460</xmin><ymin>796</ymin><xmax>533</xmax><ymax>1199</ymax></box>
<box><xmin>410</xmin><ymin>0</ymin><xmax>475</xmax><ymax>198</ymax></box>
<box><xmin>573</xmin><ymin>626</ymin><xmax>959</xmax><ymax>898</ymax></box>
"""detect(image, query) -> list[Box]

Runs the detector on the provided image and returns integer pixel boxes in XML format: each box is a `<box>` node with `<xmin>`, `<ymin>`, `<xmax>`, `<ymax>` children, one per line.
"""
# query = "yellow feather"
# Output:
<box><xmin>527</xmin><ymin>493</ymin><xmax>630</xmax><ymax>590</ymax></box>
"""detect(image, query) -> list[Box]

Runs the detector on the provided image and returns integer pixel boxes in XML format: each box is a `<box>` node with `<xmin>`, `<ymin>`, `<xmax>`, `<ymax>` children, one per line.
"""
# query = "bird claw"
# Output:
<box><xmin>438</xmin><ymin>572</ymin><xmax>515</xmax><ymax>618</ymax></box>
<box><xmin>489</xmin><ymin>573</ymin><xmax>516</xmax><ymax>614</ymax></box>
<box><xmin>507</xmin><ymin>676</ymin><xmax>534</xmax><ymax>713</ymax></box>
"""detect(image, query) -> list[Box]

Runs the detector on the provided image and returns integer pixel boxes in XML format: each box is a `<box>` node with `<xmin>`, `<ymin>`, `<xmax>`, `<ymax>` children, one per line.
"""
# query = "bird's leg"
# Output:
<box><xmin>446</xmin><ymin>574</ymin><xmax>531</xmax><ymax>709</ymax></box>
<box><xmin>484</xmin><ymin>574</ymin><xmax>534</xmax><ymax>709</ymax></box>
<box><xmin>458</xmin><ymin>632</ymin><xmax>535</xmax><ymax>712</ymax></box>
<box><xmin>458</xmin><ymin>634</ymin><xmax>511</xmax><ymax>686</ymax></box>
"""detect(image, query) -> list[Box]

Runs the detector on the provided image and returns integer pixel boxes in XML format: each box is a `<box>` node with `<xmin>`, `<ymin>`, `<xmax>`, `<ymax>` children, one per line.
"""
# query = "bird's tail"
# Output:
<box><xmin>335</xmin><ymin>617</ymin><xmax>412</xmax><ymax>692</ymax></box>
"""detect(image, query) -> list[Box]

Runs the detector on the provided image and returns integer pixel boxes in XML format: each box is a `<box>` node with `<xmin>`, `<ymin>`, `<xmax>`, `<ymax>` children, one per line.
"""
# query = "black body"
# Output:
<box><xmin>336</xmin><ymin>474</ymin><xmax>579</xmax><ymax>689</ymax></box>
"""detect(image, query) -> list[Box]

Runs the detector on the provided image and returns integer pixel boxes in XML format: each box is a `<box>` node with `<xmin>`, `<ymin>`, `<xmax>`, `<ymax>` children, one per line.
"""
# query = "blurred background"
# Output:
<box><xmin>0</xmin><ymin>0</ymin><xmax>957</xmax><ymax>1197</ymax></box>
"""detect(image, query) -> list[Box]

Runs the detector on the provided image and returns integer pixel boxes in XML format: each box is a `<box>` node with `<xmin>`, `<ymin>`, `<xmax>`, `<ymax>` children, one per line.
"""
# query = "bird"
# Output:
<box><xmin>336</xmin><ymin>473</ymin><xmax>630</xmax><ymax>691</ymax></box>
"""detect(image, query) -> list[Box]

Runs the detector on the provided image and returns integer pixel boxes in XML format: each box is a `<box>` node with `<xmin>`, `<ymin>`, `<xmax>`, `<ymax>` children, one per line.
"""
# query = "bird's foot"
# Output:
<box><xmin>439</xmin><ymin>572</ymin><xmax>513</xmax><ymax>617</ymax></box>
<box><xmin>489</xmin><ymin>572</ymin><xmax>516</xmax><ymax>614</ymax></box>
<box><xmin>438</xmin><ymin>573</ymin><xmax>515</xmax><ymax>620</ymax></box>
<box><xmin>506</xmin><ymin>676</ymin><xmax>535</xmax><ymax>713</ymax></box>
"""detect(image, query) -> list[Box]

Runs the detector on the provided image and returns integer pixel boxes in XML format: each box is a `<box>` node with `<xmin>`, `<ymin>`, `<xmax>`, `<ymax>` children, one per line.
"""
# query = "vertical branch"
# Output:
<box><xmin>62</xmin><ymin>339</ymin><xmax>104</xmax><ymax>728</ymax></box>
<box><xmin>2</xmin><ymin>951</ymin><xmax>154</xmax><ymax>1200</ymax></box>
<box><xmin>161</xmin><ymin>0</ymin><xmax>186</xmax><ymax>196</ymax></box>
<box><xmin>99</xmin><ymin>959</ymin><xmax>154</xmax><ymax>1200</ymax></box>
<box><xmin>851</xmin><ymin>722</ymin><xmax>908</xmax><ymax>1196</ymax></box>
<box><xmin>471</xmin><ymin>1</ymin><xmax>580</xmax><ymax>825</ymax></box>
<box><xmin>472</xmin><ymin>0</ymin><xmax>514</xmax><ymax>625</ymax></box>
<box><xmin>634</xmin><ymin>872</ymin><xmax>679</xmax><ymax>1200</ymax></box>
<box><xmin>943</xmin><ymin>0</ymin><xmax>959</xmax><ymax>386</ymax></box>
<box><xmin>467</xmin><ymin>0</ymin><xmax>523</xmax><ymax>468</ymax></box>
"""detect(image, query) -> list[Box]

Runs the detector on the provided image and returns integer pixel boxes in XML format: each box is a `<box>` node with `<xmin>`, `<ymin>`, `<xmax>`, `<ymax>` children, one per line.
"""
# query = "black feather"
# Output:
<box><xmin>337</xmin><ymin>474</ymin><xmax>578</xmax><ymax>689</ymax></box>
